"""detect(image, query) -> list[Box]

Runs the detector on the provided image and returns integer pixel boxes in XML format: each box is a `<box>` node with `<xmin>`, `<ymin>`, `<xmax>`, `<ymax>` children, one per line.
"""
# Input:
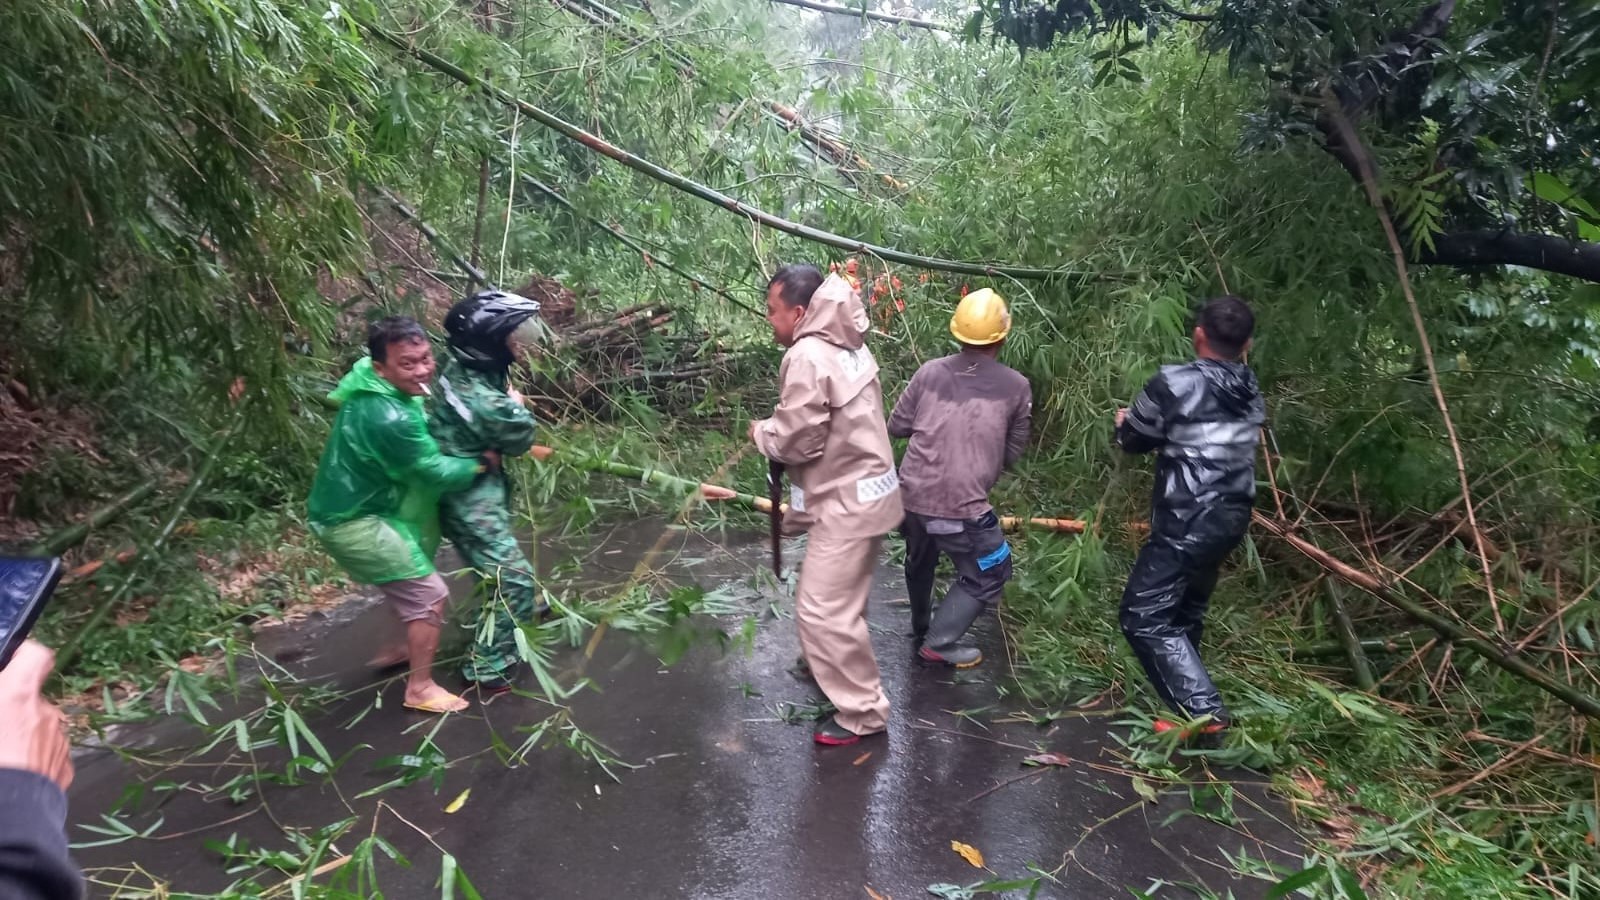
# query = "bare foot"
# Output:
<box><xmin>403</xmin><ymin>683</ymin><xmax>469</xmax><ymax>713</ymax></box>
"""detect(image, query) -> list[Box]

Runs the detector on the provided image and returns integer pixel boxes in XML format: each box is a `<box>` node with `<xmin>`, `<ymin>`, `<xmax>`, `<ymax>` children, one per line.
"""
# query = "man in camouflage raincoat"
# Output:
<box><xmin>429</xmin><ymin>290</ymin><xmax>547</xmax><ymax>694</ymax></box>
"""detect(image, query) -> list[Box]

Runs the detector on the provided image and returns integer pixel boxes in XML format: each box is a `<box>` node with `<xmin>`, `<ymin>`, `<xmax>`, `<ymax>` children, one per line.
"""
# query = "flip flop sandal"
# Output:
<box><xmin>403</xmin><ymin>692</ymin><xmax>470</xmax><ymax>714</ymax></box>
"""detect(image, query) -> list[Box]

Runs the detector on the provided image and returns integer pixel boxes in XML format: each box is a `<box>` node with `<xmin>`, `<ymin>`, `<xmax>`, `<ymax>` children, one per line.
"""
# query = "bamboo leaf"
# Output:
<box><xmin>1268</xmin><ymin>864</ymin><xmax>1329</xmax><ymax>897</ymax></box>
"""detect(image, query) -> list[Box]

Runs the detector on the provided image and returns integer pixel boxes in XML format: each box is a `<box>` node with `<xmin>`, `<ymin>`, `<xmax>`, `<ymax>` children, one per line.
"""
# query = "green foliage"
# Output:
<box><xmin>964</xmin><ymin>0</ymin><xmax>1600</xmax><ymax>286</ymax></box>
<box><xmin>10</xmin><ymin>1</ymin><xmax>1600</xmax><ymax>896</ymax></box>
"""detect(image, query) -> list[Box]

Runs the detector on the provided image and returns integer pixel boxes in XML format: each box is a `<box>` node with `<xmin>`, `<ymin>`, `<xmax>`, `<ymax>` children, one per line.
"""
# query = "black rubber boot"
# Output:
<box><xmin>918</xmin><ymin>644</ymin><xmax>983</xmax><ymax>668</ymax></box>
<box><xmin>919</xmin><ymin>586</ymin><xmax>985</xmax><ymax>669</ymax></box>
<box><xmin>813</xmin><ymin>715</ymin><xmax>883</xmax><ymax>746</ymax></box>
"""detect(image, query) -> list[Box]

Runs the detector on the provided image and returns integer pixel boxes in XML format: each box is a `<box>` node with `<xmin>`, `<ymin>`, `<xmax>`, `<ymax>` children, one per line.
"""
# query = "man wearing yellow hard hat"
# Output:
<box><xmin>887</xmin><ymin>288</ymin><xmax>1032</xmax><ymax>668</ymax></box>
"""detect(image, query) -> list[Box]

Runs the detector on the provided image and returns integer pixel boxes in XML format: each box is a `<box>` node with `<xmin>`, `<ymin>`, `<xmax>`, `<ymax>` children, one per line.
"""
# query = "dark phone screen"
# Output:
<box><xmin>0</xmin><ymin>557</ymin><xmax>62</xmax><ymax>669</ymax></box>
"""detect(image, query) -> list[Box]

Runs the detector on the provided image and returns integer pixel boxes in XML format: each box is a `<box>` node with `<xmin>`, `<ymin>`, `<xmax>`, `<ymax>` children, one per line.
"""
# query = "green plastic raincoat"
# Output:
<box><xmin>307</xmin><ymin>358</ymin><xmax>481</xmax><ymax>584</ymax></box>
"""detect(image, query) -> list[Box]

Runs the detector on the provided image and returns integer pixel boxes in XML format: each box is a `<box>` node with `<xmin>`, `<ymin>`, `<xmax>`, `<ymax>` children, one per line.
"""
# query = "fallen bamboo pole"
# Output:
<box><xmin>529</xmin><ymin>445</ymin><xmax>1100</xmax><ymax>534</ymax></box>
<box><xmin>1252</xmin><ymin>511</ymin><xmax>1600</xmax><ymax>722</ymax></box>
<box><xmin>530</xmin><ymin>445</ymin><xmax>747</xmax><ymax>504</ymax></box>
<box><xmin>362</xmin><ymin>22</ymin><xmax>1092</xmax><ymax>282</ymax></box>
<box><xmin>1000</xmin><ymin>516</ymin><xmax>1092</xmax><ymax>534</ymax></box>
<box><xmin>765</xmin><ymin>0</ymin><xmax>955</xmax><ymax>31</ymax></box>
<box><xmin>764</xmin><ymin>101</ymin><xmax>909</xmax><ymax>193</ymax></box>
<box><xmin>29</xmin><ymin>478</ymin><xmax>160</xmax><ymax>558</ymax></box>
<box><xmin>377</xmin><ymin>188</ymin><xmax>493</xmax><ymax>289</ymax></box>
<box><xmin>537</xmin><ymin>439</ymin><xmax>1600</xmax><ymax>719</ymax></box>
<box><xmin>519</xmin><ymin>174</ymin><xmax>761</xmax><ymax>316</ymax></box>
<box><xmin>1323</xmin><ymin>577</ymin><xmax>1377</xmax><ymax>690</ymax></box>
<box><xmin>55</xmin><ymin>408</ymin><xmax>251</xmax><ymax>672</ymax></box>
<box><xmin>1285</xmin><ymin>630</ymin><xmax>1437</xmax><ymax>660</ymax></box>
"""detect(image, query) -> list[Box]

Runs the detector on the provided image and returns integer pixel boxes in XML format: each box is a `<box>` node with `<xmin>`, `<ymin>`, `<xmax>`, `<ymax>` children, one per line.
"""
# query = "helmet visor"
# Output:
<box><xmin>511</xmin><ymin>317</ymin><xmax>549</xmax><ymax>348</ymax></box>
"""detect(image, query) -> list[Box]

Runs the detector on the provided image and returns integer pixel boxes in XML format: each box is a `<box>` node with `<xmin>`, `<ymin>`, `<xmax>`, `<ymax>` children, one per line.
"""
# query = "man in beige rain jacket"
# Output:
<box><xmin>752</xmin><ymin>264</ymin><xmax>903</xmax><ymax>746</ymax></box>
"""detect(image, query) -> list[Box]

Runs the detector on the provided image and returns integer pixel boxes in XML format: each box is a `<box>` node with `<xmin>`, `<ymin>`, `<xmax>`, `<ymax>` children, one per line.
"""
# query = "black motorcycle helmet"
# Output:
<box><xmin>444</xmin><ymin>290</ymin><xmax>542</xmax><ymax>372</ymax></box>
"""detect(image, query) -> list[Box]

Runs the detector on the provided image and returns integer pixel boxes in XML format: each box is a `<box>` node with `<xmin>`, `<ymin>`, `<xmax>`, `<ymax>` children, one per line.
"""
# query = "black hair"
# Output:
<box><xmin>767</xmin><ymin>263</ymin><xmax>825</xmax><ymax>308</ymax></box>
<box><xmin>368</xmin><ymin>315</ymin><xmax>428</xmax><ymax>363</ymax></box>
<box><xmin>1197</xmin><ymin>295</ymin><xmax>1254</xmax><ymax>359</ymax></box>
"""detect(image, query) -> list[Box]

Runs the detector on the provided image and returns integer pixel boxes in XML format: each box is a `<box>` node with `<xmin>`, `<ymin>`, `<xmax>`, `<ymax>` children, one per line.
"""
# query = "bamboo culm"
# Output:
<box><xmin>30</xmin><ymin>478</ymin><xmax>160</xmax><ymax>558</ymax></box>
<box><xmin>377</xmin><ymin>188</ymin><xmax>494</xmax><ymax>290</ymax></box>
<box><xmin>765</xmin><ymin>0</ymin><xmax>955</xmax><ymax>32</ymax></box>
<box><xmin>1324</xmin><ymin>574</ymin><xmax>1378</xmax><ymax>690</ymax></box>
<box><xmin>55</xmin><ymin>408</ymin><xmax>251</xmax><ymax>672</ymax></box>
<box><xmin>1253</xmin><ymin>511</ymin><xmax>1600</xmax><ymax>722</ymax></box>
<box><xmin>519</xmin><ymin>174</ymin><xmax>762</xmax><ymax>316</ymax></box>
<box><xmin>361</xmin><ymin>23</ymin><xmax>1092</xmax><ymax>283</ymax></box>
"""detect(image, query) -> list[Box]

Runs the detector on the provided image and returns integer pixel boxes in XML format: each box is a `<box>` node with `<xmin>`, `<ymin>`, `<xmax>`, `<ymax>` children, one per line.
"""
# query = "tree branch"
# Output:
<box><xmin>763</xmin><ymin>101</ymin><xmax>909</xmax><ymax>194</ymax></box>
<box><xmin>519</xmin><ymin>173</ymin><xmax>763</xmax><ymax>316</ymax></box>
<box><xmin>764</xmin><ymin>0</ymin><xmax>954</xmax><ymax>32</ymax></box>
<box><xmin>1156</xmin><ymin>2</ymin><xmax>1216</xmax><ymax>23</ymax></box>
<box><xmin>1254</xmin><ymin>512</ymin><xmax>1600</xmax><ymax>721</ymax></box>
<box><xmin>1418</xmin><ymin>229</ymin><xmax>1600</xmax><ymax>283</ymax></box>
<box><xmin>1304</xmin><ymin>0</ymin><xmax>1600</xmax><ymax>285</ymax></box>
<box><xmin>363</xmin><ymin>22</ymin><xmax>1097</xmax><ymax>282</ymax></box>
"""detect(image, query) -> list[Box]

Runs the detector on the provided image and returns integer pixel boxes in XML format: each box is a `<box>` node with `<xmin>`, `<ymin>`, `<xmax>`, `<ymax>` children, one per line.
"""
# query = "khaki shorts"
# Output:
<box><xmin>376</xmin><ymin>573</ymin><xmax>450</xmax><ymax>625</ymax></box>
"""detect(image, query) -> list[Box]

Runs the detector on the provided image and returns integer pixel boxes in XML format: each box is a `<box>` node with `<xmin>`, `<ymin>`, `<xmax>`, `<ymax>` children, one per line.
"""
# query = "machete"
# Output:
<box><xmin>767</xmin><ymin>459</ymin><xmax>784</xmax><ymax>576</ymax></box>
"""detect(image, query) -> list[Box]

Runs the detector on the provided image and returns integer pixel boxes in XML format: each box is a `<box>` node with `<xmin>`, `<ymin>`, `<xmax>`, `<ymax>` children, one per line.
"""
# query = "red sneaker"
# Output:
<box><xmin>1153</xmin><ymin>719</ymin><xmax>1228</xmax><ymax>740</ymax></box>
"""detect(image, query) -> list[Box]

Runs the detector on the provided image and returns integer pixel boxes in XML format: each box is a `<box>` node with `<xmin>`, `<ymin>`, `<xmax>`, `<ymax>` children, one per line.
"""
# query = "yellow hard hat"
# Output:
<box><xmin>949</xmin><ymin>288</ymin><xmax>1011</xmax><ymax>345</ymax></box>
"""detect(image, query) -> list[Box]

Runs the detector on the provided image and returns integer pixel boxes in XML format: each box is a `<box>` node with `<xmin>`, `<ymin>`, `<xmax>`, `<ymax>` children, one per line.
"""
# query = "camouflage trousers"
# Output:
<box><xmin>439</xmin><ymin>476</ymin><xmax>540</xmax><ymax>683</ymax></box>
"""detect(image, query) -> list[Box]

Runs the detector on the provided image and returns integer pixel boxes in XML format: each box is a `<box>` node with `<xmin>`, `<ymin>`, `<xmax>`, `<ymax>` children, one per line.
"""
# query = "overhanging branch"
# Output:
<box><xmin>363</xmin><ymin>22</ymin><xmax>1096</xmax><ymax>282</ymax></box>
<box><xmin>1156</xmin><ymin>1</ymin><xmax>1215</xmax><ymax>23</ymax></box>
<box><xmin>1306</xmin><ymin>0</ymin><xmax>1600</xmax><ymax>284</ymax></box>
<box><xmin>1418</xmin><ymin>229</ymin><xmax>1600</xmax><ymax>283</ymax></box>
<box><xmin>519</xmin><ymin>173</ymin><xmax>763</xmax><ymax>316</ymax></box>
<box><xmin>765</xmin><ymin>0</ymin><xmax>954</xmax><ymax>32</ymax></box>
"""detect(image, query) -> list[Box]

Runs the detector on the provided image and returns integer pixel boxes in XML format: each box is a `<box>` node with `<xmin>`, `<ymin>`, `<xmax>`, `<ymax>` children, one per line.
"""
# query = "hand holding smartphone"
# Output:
<box><xmin>0</xmin><ymin>557</ymin><xmax>72</xmax><ymax>792</ymax></box>
<box><xmin>0</xmin><ymin>557</ymin><xmax>62</xmax><ymax>671</ymax></box>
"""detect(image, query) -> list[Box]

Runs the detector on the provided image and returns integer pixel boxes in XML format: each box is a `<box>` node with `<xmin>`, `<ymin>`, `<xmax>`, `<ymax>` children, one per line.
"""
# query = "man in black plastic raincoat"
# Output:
<box><xmin>1115</xmin><ymin>295</ymin><xmax>1264</xmax><ymax>739</ymax></box>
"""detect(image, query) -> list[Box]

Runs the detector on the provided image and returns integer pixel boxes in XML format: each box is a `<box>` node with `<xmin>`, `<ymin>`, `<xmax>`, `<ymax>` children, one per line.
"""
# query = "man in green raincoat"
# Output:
<box><xmin>307</xmin><ymin>316</ymin><xmax>490</xmax><ymax>714</ymax></box>
<box><xmin>429</xmin><ymin>291</ymin><xmax>546</xmax><ymax>695</ymax></box>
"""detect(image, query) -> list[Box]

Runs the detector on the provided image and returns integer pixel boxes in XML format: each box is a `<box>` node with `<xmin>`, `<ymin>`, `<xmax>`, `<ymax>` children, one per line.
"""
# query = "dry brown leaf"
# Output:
<box><xmin>65</xmin><ymin>559</ymin><xmax>104</xmax><ymax>582</ymax></box>
<box><xmin>950</xmin><ymin>840</ymin><xmax>985</xmax><ymax>868</ymax></box>
<box><xmin>853</xmin><ymin>752</ymin><xmax>873</xmax><ymax>766</ymax></box>
<box><xmin>864</xmin><ymin>888</ymin><xmax>887</xmax><ymax>900</ymax></box>
<box><xmin>1023</xmin><ymin>752</ymin><xmax>1071</xmax><ymax>768</ymax></box>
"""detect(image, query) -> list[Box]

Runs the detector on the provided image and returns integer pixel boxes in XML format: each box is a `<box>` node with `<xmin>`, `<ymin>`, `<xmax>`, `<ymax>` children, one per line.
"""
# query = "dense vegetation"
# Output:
<box><xmin>3</xmin><ymin>0</ymin><xmax>1599</xmax><ymax>895</ymax></box>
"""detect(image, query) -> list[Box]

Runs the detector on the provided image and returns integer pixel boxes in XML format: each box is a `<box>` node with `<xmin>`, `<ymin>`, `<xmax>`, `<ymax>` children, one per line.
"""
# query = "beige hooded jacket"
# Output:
<box><xmin>753</xmin><ymin>274</ymin><xmax>904</xmax><ymax>540</ymax></box>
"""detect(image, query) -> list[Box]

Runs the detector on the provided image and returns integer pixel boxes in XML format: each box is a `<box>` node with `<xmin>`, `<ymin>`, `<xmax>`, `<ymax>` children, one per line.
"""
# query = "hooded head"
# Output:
<box><xmin>444</xmin><ymin>290</ymin><xmax>543</xmax><ymax>372</ymax></box>
<box><xmin>764</xmin><ymin>264</ymin><xmax>822</xmax><ymax>348</ymax></box>
<box><xmin>764</xmin><ymin>264</ymin><xmax>868</xmax><ymax>350</ymax></box>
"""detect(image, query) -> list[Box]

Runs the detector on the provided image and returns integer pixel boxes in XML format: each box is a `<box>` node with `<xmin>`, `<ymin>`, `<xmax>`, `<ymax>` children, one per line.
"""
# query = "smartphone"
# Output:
<box><xmin>0</xmin><ymin>557</ymin><xmax>62</xmax><ymax>670</ymax></box>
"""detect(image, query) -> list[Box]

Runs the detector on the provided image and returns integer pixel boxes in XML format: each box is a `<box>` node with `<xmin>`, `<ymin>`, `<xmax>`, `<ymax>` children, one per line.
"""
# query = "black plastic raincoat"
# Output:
<box><xmin>1116</xmin><ymin>358</ymin><xmax>1265</xmax><ymax>722</ymax></box>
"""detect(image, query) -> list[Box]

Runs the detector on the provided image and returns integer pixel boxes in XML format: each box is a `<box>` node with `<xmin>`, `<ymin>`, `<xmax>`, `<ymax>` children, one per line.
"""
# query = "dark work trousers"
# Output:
<box><xmin>903</xmin><ymin>510</ymin><xmax>1013</xmax><ymax>649</ymax></box>
<box><xmin>1119</xmin><ymin>503</ymin><xmax>1251</xmax><ymax>722</ymax></box>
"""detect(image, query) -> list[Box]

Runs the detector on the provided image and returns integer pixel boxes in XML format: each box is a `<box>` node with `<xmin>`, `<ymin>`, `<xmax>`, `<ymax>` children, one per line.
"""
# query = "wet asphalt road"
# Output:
<box><xmin>68</xmin><ymin>519</ymin><xmax>1302</xmax><ymax>898</ymax></box>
